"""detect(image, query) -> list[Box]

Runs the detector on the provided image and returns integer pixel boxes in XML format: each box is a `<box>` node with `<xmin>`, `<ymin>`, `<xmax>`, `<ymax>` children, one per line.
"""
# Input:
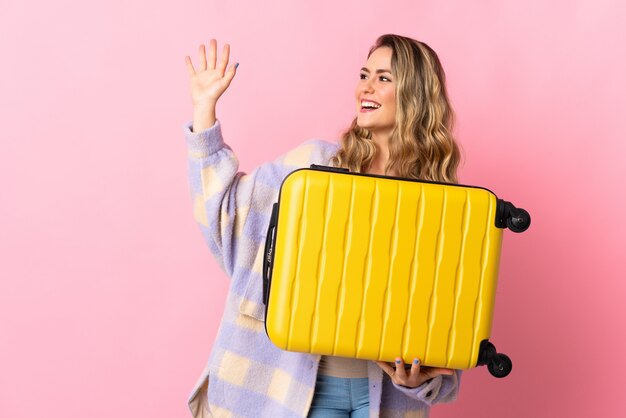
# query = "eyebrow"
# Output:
<box><xmin>360</xmin><ymin>67</ymin><xmax>392</xmax><ymax>74</ymax></box>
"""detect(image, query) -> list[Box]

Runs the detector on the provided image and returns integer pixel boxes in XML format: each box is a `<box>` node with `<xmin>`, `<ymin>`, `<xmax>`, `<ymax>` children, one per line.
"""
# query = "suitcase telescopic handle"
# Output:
<box><xmin>262</xmin><ymin>203</ymin><xmax>279</xmax><ymax>305</ymax></box>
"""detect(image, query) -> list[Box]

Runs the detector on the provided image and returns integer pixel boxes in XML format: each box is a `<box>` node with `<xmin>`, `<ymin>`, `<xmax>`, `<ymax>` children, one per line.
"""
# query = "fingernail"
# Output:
<box><xmin>395</xmin><ymin>359</ymin><xmax>402</xmax><ymax>364</ymax></box>
<box><xmin>413</xmin><ymin>359</ymin><xmax>420</xmax><ymax>365</ymax></box>
<box><xmin>235</xmin><ymin>62</ymin><xmax>239</xmax><ymax>69</ymax></box>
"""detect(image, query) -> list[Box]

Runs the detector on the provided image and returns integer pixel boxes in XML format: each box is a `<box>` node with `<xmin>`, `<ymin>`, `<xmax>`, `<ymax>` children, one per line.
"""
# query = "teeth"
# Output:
<box><xmin>361</xmin><ymin>101</ymin><xmax>381</xmax><ymax>109</ymax></box>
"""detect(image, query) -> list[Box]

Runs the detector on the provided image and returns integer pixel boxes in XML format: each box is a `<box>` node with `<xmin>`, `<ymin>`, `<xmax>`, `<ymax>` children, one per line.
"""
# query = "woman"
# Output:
<box><xmin>184</xmin><ymin>34</ymin><xmax>461</xmax><ymax>418</ymax></box>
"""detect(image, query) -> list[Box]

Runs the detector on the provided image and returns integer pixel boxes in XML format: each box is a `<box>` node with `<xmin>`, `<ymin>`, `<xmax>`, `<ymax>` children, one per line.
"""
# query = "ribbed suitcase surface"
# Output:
<box><xmin>265</xmin><ymin>168</ymin><xmax>504</xmax><ymax>369</ymax></box>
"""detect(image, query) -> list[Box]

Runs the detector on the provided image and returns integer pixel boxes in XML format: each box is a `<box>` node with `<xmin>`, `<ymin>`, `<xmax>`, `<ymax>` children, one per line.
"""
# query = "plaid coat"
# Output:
<box><xmin>184</xmin><ymin>121</ymin><xmax>460</xmax><ymax>418</ymax></box>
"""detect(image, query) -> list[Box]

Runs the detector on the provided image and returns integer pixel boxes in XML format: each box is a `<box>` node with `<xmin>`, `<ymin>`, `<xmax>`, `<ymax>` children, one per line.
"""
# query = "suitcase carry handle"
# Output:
<box><xmin>309</xmin><ymin>164</ymin><xmax>350</xmax><ymax>173</ymax></box>
<box><xmin>262</xmin><ymin>203</ymin><xmax>279</xmax><ymax>305</ymax></box>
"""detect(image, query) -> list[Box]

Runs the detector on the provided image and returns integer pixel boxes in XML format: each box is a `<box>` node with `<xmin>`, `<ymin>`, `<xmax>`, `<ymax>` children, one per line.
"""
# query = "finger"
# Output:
<box><xmin>185</xmin><ymin>56</ymin><xmax>196</xmax><ymax>76</ymax></box>
<box><xmin>198</xmin><ymin>44</ymin><xmax>207</xmax><ymax>71</ymax></box>
<box><xmin>409</xmin><ymin>358</ymin><xmax>421</xmax><ymax>377</ymax></box>
<box><xmin>218</xmin><ymin>43</ymin><xmax>230</xmax><ymax>74</ymax></box>
<box><xmin>207</xmin><ymin>39</ymin><xmax>217</xmax><ymax>69</ymax></box>
<box><xmin>393</xmin><ymin>358</ymin><xmax>407</xmax><ymax>379</ymax></box>
<box><xmin>222</xmin><ymin>62</ymin><xmax>238</xmax><ymax>87</ymax></box>
<box><xmin>375</xmin><ymin>361</ymin><xmax>395</xmax><ymax>377</ymax></box>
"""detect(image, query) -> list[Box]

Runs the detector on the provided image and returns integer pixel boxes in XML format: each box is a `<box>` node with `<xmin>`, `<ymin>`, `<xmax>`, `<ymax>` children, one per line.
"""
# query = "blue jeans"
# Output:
<box><xmin>307</xmin><ymin>375</ymin><xmax>369</xmax><ymax>417</ymax></box>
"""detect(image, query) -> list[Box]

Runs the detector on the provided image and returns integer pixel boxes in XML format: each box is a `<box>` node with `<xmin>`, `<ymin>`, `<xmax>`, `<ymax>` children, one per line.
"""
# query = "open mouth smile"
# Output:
<box><xmin>360</xmin><ymin>100</ymin><xmax>381</xmax><ymax>112</ymax></box>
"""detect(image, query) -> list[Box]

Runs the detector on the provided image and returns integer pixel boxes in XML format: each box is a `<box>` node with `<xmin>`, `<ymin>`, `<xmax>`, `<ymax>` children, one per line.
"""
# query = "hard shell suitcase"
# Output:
<box><xmin>262</xmin><ymin>165</ymin><xmax>530</xmax><ymax>378</ymax></box>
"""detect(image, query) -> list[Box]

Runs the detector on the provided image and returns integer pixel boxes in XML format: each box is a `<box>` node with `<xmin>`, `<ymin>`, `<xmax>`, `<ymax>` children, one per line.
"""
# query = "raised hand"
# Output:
<box><xmin>376</xmin><ymin>358</ymin><xmax>455</xmax><ymax>389</ymax></box>
<box><xmin>185</xmin><ymin>39</ymin><xmax>238</xmax><ymax>132</ymax></box>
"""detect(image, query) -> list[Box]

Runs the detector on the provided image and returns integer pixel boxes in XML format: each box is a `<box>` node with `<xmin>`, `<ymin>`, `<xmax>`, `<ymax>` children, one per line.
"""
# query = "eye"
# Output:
<box><xmin>360</xmin><ymin>73</ymin><xmax>368</xmax><ymax>80</ymax></box>
<box><xmin>379</xmin><ymin>75</ymin><xmax>392</xmax><ymax>82</ymax></box>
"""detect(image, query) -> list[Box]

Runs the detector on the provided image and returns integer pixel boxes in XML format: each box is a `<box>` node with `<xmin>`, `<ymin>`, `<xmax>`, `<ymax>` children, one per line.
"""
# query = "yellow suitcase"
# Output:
<box><xmin>262</xmin><ymin>165</ymin><xmax>530</xmax><ymax>377</ymax></box>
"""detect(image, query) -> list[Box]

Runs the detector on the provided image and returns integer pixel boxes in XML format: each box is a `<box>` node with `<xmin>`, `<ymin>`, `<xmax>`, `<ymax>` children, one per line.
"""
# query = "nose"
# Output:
<box><xmin>361</xmin><ymin>77</ymin><xmax>375</xmax><ymax>94</ymax></box>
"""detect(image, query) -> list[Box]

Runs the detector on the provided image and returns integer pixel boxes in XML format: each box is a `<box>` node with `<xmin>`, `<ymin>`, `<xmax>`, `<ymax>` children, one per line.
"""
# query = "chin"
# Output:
<box><xmin>356</xmin><ymin>118</ymin><xmax>374</xmax><ymax>130</ymax></box>
<box><xmin>357</xmin><ymin>121</ymin><xmax>385</xmax><ymax>134</ymax></box>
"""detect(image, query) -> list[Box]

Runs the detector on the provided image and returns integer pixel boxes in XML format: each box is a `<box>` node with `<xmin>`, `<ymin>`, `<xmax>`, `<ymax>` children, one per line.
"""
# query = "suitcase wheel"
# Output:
<box><xmin>478</xmin><ymin>340</ymin><xmax>513</xmax><ymax>378</ymax></box>
<box><xmin>496</xmin><ymin>200</ymin><xmax>531</xmax><ymax>232</ymax></box>
<box><xmin>506</xmin><ymin>208</ymin><xmax>531</xmax><ymax>233</ymax></box>
<box><xmin>488</xmin><ymin>353</ymin><xmax>512</xmax><ymax>378</ymax></box>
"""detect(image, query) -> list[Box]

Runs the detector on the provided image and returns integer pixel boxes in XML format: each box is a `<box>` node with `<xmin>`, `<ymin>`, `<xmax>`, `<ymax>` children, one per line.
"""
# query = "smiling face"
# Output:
<box><xmin>355</xmin><ymin>46</ymin><xmax>397</xmax><ymax>141</ymax></box>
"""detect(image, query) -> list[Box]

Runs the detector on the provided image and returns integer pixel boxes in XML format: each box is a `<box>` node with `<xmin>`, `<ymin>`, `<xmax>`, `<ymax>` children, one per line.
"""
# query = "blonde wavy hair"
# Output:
<box><xmin>330</xmin><ymin>34</ymin><xmax>461</xmax><ymax>183</ymax></box>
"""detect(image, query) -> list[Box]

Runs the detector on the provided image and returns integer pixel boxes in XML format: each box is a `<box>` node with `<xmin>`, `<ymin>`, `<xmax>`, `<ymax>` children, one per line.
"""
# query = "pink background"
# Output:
<box><xmin>1</xmin><ymin>0</ymin><xmax>624</xmax><ymax>417</ymax></box>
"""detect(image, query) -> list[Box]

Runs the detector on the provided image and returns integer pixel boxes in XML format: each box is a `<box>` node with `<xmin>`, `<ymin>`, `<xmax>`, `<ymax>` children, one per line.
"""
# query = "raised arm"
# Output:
<box><xmin>184</xmin><ymin>40</ymin><xmax>338</xmax><ymax>279</ymax></box>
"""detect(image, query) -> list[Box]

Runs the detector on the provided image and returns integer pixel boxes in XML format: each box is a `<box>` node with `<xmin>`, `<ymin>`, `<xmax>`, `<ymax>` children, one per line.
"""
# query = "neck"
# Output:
<box><xmin>367</xmin><ymin>133</ymin><xmax>391</xmax><ymax>175</ymax></box>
